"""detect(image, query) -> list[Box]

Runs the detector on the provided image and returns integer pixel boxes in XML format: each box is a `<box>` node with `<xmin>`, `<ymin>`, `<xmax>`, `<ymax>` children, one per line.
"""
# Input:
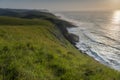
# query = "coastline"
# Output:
<box><xmin>0</xmin><ymin>8</ymin><xmax>120</xmax><ymax>79</ymax></box>
<box><xmin>46</xmin><ymin>16</ymin><xmax>80</xmax><ymax>45</ymax></box>
<box><xmin>51</xmin><ymin>13</ymin><xmax>119</xmax><ymax>71</ymax></box>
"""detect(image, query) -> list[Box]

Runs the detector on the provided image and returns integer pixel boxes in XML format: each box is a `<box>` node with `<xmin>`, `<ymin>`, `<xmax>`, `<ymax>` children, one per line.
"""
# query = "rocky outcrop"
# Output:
<box><xmin>46</xmin><ymin>18</ymin><xmax>79</xmax><ymax>45</ymax></box>
<box><xmin>67</xmin><ymin>33</ymin><xmax>79</xmax><ymax>45</ymax></box>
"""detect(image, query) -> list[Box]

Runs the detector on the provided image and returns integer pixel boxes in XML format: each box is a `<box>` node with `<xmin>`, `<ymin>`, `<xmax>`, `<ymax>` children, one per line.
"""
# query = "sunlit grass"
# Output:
<box><xmin>0</xmin><ymin>16</ymin><xmax>120</xmax><ymax>80</ymax></box>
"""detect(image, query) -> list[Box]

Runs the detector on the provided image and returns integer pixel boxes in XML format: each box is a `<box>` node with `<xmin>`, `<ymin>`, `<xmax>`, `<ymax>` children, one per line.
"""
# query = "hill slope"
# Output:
<box><xmin>0</xmin><ymin>16</ymin><xmax>120</xmax><ymax>80</ymax></box>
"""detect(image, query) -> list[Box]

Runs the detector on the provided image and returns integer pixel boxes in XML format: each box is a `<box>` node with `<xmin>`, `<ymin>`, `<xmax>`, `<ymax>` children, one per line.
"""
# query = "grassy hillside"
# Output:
<box><xmin>0</xmin><ymin>16</ymin><xmax>120</xmax><ymax>80</ymax></box>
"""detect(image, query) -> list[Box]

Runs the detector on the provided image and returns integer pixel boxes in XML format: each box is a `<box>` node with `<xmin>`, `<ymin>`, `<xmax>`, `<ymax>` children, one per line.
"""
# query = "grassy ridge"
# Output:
<box><xmin>0</xmin><ymin>17</ymin><xmax>120</xmax><ymax>80</ymax></box>
<box><xmin>0</xmin><ymin>16</ymin><xmax>52</xmax><ymax>26</ymax></box>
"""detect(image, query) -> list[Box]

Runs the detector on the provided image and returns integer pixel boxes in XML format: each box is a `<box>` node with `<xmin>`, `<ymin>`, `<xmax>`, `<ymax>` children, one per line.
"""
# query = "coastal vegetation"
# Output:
<box><xmin>0</xmin><ymin>9</ymin><xmax>120</xmax><ymax>80</ymax></box>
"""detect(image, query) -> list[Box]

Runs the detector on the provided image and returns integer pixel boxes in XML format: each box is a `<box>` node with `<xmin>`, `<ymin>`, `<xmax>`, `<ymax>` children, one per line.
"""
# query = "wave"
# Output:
<box><xmin>54</xmin><ymin>12</ymin><xmax>120</xmax><ymax>71</ymax></box>
<box><xmin>54</xmin><ymin>13</ymin><xmax>108</xmax><ymax>61</ymax></box>
<box><xmin>82</xmin><ymin>32</ymin><xmax>120</xmax><ymax>51</ymax></box>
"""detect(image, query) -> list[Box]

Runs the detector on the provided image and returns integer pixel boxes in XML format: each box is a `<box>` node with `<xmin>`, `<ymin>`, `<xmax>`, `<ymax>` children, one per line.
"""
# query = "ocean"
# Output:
<box><xmin>55</xmin><ymin>11</ymin><xmax>120</xmax><ymax>70</ymax></box>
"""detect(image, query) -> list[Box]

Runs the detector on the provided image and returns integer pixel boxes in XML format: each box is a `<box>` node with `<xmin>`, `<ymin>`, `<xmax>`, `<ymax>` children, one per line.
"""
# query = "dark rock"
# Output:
<box><xmin>67</xmin><ymin>33</ymin><xmax>79</xmax><ymax>44</ymax></box>
<box><xmin>46</xmin><ymin>18</ymin><xmax>79</xmax><ymax>45</ymax></box>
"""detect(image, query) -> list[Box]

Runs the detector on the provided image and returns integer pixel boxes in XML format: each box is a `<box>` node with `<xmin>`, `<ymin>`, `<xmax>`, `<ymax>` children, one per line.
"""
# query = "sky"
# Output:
<box><xmin>0</xmin><ymin>0</ymin><xmax>120</xmax><ymax>11</ymax></box>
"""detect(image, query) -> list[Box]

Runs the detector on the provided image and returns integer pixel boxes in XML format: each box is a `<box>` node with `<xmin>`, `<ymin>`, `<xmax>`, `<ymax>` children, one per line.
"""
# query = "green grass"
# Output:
<box><xmin>0</xmin><ymin>16</ymin><xmax>52</xmax><ymax>26</ymax></box>
<box><xmin>0</xmin><ymin>16</ymin><xmax>120</xmax><ymax>80</ymax></box>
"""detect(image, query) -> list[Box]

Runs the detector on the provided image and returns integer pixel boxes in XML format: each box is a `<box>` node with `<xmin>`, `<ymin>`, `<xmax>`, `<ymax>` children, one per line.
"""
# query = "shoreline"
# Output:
<box><xmin>46</xmin><ymin>17</ymin><xmax>80</xmax><ymax>45</ymax></box>
<box><xmin>51</xmin><ymin>13</ymin><xmax>120</xmax><ymax>71</ymax></box>
<box><xmin>0</xmin><ymin>8</ymin><xmax>119</xmax><ymax>71</ymax></box>
<box><xmin>1</xmin><ymin>8</ymin><xmax>120</xmax><ymax>79</ymax></box>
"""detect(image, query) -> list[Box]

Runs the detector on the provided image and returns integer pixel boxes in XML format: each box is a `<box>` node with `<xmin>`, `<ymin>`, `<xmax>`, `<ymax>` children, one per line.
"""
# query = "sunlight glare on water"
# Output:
<box><xmin>112</xmin><ymin>10</ymin><xmax>120</xmax><ymax>25</ymax></box>
<box><xmin>106</xmin><ymin>10</ymin><xmax>120</xmax><ymax>40</ymax></box>
<box><xmin>107</xmin><ymin>10</ymin><xmax>120</xmax><ymax>34</ymax></box>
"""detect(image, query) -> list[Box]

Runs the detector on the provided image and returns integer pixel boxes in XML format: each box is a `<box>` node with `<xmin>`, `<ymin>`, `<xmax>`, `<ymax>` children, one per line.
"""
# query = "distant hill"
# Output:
<box><xmin>0</xmin><ymin>8</ymin><xmax>56</xmax><ymax>19</ymax></box>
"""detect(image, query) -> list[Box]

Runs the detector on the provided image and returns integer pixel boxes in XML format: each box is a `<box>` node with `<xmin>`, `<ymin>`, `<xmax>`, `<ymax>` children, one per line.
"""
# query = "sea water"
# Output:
<box><xmin>55</xmin><ymin>11</ymin><xmax>120</xmax><ymax>70</ymax></box>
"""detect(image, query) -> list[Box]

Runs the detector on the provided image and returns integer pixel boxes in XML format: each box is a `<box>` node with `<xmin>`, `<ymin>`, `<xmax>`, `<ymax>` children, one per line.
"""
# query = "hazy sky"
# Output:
<box><xmin>0</xmin><ymin>0</ymin><xmax>120</xmax><ymax>11</ymax></box>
